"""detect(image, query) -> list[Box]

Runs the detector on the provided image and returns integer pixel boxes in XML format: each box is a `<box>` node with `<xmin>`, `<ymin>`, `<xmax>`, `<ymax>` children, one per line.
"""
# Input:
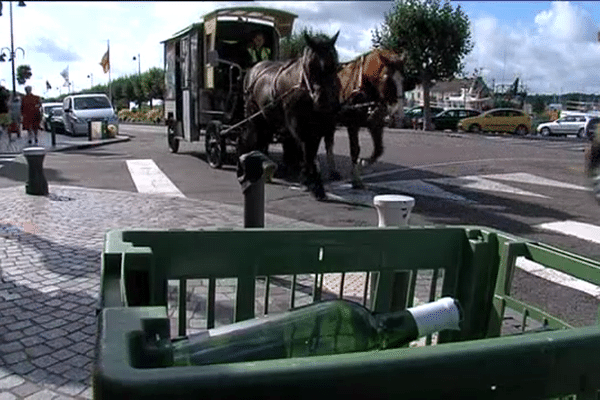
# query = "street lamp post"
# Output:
<box><xmin>133</xmin><ymin>54</ymin><xmax>140</xmax><ymax>76</ymax></box>
<box><xmin>7</xmin><ymin>1</ymin><xmax>26</xmax><ymax>100</ymax></box>
<box><xmin>87</xmin><ymin>73</ymin><xmax>93</xmax><ymax>89</ymax></box>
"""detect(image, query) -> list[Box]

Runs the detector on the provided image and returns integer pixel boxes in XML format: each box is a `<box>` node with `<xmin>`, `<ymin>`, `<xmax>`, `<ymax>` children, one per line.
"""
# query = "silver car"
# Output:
<box><xmin>62</xmin><ymin>94</ymin><xmax>119</xmax><ymax>136</ymax></box>
<box><xmin>536</xmin><ymin>115</ymin><xmax>591</xmax><ymax>138</ymax></box>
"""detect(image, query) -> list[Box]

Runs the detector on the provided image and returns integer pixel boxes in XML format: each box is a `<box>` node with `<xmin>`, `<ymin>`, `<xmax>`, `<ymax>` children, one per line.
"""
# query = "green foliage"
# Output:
<box><xmin>44</xmin><ymin>69</ymin><xmax>165</xmax><ymax>111</ymax></box>
<box><xmin>372</xmin><ymin>0</ymin><xmax>472</xmax><ymax>129</ymax></box>
<box><xmin>16</xmin><ymin>64</ymin><xmax>32</xmax><ymax>85</ymax></box>
<box><xmin>372</xmin><ymin>0</ymin><xmax>472</xmax><ymax>82</ymax></box>
<box><xmin>279</xmin><ymin>26</ymin><xmax>330</xmax><ymax>60</ymax></box>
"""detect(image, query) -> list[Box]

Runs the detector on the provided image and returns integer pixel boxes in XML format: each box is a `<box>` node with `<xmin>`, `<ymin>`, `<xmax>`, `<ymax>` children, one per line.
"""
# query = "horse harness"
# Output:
<box><xmin>221</xmin><ymin>58</ymin><xmax>321</xmax><ymax>136</ymax></box>
<box><xmin>339</xmin><ymin>55</ymin><xmax>381</xmax><ymax>114</ymax></box>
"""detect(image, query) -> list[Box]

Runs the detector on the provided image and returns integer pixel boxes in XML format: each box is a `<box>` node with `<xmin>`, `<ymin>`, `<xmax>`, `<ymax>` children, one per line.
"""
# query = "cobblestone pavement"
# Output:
<box><xmin>0</xmin><ymin>184</ymin><xmax>323</xmax><ymax>399</ymax></box>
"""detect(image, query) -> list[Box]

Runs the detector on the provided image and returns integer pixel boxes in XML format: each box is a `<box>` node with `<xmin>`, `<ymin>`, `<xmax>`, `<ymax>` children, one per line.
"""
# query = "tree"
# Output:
<box><xmin>142</xmin><ymin>67</ymin><xmax>165</xmax><ymax>106</ymax></box>
<box><xmin>16</xmin><ymin>64</ymin><xmax>32</xmax><ymax>85</ymax></box>
<box><xmin>373</xmin><ymin>0</ymin><xmax>473</xmax><ymax>130</ymax></box>
<box><xmin>280</xmin><ymin>26</ymin><xmax>329</xmax><ymax>60</ymax></box>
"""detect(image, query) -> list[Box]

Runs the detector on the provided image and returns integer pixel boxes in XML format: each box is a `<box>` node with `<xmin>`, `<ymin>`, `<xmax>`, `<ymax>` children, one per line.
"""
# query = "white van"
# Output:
<box><xmin>62</xmin><ymin>94</ymin><xmax>118</xmax><ymax>136</ymax></box>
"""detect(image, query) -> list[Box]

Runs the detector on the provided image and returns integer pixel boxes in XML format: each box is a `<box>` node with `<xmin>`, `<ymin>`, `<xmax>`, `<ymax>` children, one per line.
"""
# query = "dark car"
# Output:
<box><xmin>430</xmin><ymin>108</ymin><xmax>481</xmax><ymax>131</ymax></box>
<box><xmin>585</xmin><ymin>117</ymin><xmax>600</xmax><ymax>140</ymax></box>
<box><xmin>405</xmin><ymin>106</ymin><xmax>444</xmax><ymax>129</ymax></box>
<box><xmin>49</xmin><ymin>107</ymin><xmax>66</xmax><ymax>134</ymax></box>
<box><xmin>41</xmin><ymin>103</ymin><xmax>62</xmax><ymax>131</ymax></box>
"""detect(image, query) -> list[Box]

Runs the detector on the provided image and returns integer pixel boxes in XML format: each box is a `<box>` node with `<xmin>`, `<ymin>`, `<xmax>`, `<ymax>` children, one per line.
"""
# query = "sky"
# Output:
<box><xmin>1</xmin><ymin>1</ymin><xmax>600</xmax><ymax>98</ymax></box>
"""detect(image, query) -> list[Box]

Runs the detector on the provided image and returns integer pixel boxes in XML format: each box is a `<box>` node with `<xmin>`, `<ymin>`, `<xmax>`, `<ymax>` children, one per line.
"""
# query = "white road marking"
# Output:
<box><xmin>369</xmin><ymin>179</ymin><xmax>475</xmax><ymax>203</ymax></box>
<box><xmin>360</xmin><ymin>157</ymin><xmax>566</xmax><ymax>181</ymax></box>
<box><xmin>482</xmin><ymin>172</ymin><xmax>590</xmax><ymax>191</ymax></box>
<box><xmin>516</xmin><ymin>257</ymin><xmax>600</xmax><ymax>299</ymax></box>
<box><xmin>536</xmin><ymin>220</ymin><xmax>600</xmax><ymax>245</ymax></box>
<box><xmin>126</xmin><ymin>159</ymin><xmax>185</xmax><ymax>198</ymax></box>
<box><xmin>429</xmin><ymin>175</ymin><xmax>550</xmax><ymax>198</ymax></box>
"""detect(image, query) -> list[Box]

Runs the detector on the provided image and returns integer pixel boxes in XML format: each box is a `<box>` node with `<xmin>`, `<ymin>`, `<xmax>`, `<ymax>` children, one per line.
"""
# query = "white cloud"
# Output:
<box><xmin>464</xmin><ymin>2</ymin><xmax>600</xmax><ymax>94</ymax></box>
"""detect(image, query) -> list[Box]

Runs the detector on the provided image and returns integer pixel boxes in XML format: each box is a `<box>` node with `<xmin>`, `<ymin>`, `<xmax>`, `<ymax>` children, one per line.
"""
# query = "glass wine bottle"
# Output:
<box><xmin>171</xmin><ymin>297</ymin><xmax>462</xmax><ymax>366</ymax></box>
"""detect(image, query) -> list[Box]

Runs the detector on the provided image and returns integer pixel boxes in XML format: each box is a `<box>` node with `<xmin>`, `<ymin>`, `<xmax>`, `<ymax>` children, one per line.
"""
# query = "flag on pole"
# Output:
<box><xmin>100</xmin><ymin>49</ymin><xmax>110</xmax><ymax>73</ymax></box>
<box><xmin>60</xmin><ymin>66</ymin><xmax>69</xmax><ymax>82</ymax></box>
<box><xmin>46</xmin><ymin>81</ymin><xmax>51</xmax><ymax>90</ymax></box>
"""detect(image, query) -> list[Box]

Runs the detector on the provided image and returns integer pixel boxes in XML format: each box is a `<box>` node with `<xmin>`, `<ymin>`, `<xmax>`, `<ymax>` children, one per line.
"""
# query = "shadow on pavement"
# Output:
<box><xmin>0</xmin><ymin>157</ymin><xmax>74</xmax><ymax>184</ymax></box>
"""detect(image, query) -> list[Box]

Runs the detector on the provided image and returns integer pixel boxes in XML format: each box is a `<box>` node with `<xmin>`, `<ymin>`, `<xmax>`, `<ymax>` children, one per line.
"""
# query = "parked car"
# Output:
<box><xmin>536</xmin><ymin>115</ymin><xmax>591</xmax><ymax>138</ymax></box>
<box><xmin>427</xmin><ymin>108</ymin><xmax>481</xmax><ymax>131</ymax></box>
<box><xmin>62</xmin><ymin>94</ymin><xmax>119</xmax><ymax>136</ymax></box>
<box><xmin>49</xmin><ymin>107</ymin><xmax>65</xmax><ymax>134</ymax></box>
<box><xmin>585</xmin><ymin>117</ymin><xmax>600</xmax><ymax>140</ymax></box>
<box><xmin>41</xmin><ymin>102</ymin><xmax>62</xmax><ymax>131</ymax></box>
<box><xmin>404</xmin><ymin>106</ymin><xmax>444</xmax><ymax>129</ymax></box>
<box><xmin>457</xmin><ymin>108</ymin><xmax>531</xmax><ymax>135</ymax></box>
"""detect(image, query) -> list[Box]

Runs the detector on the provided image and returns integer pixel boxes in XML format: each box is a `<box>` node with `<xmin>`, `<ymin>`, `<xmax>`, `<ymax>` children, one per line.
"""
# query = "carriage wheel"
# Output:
<box><xmin>205</xmin><ymin>121</ymin><xmax>226</xmax><ymax>169</ymax></box>
<box><xmin>167</xmin><ymin>125</ymin><xmax>179</xmax><ymax>153</ymax></box>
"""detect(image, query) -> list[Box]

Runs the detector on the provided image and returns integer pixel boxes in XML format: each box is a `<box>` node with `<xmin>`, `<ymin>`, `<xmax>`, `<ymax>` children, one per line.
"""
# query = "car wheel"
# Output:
<box><xmin>578</xmin><ymin>128</ymin><xmax>586</xmax><ymax>139</ymax></box>
<box><xmin>469</xmin><ymin>124</ymin><xmax>481</xmax><ymax>133</ymax></box>
<box><xmin>540</xmin><ymin>127</ymin><xmax>551</xmax><ymax>137</ymax></box>
<box><xmin>515</xmin><ymin>125</ymin><xmax>528</xmax><ymax>136</ymax></box>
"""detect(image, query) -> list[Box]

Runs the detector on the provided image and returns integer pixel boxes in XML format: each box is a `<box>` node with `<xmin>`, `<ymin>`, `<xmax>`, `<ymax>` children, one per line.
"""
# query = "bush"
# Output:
<box><xmin>118</xmin><ymin>107</ymin><xmax>164</xmax><ymax>124</ymax></box>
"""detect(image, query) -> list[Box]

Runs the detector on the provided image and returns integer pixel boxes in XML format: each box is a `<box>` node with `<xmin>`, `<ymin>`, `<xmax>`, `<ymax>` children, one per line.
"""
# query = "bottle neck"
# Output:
<box><xmin>376</xmin><ymin>297</ymin><xmax>462</xmax><ymax>347</ymax></box>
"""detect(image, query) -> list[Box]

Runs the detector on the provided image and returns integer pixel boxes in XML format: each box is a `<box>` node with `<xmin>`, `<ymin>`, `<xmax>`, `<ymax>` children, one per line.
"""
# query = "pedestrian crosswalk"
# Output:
<box><xmin>124</xmin><ymin>159</ymin><xmax>600</xmax><ymax>299</ymax></box>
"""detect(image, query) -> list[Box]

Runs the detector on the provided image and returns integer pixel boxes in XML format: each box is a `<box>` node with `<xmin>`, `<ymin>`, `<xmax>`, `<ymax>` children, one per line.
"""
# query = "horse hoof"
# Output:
<box><xmin>351</xmin><ymin>181</ymin><xmax>365</xmax><ymax>190</ymax></box>
<box><xmin>310</xmin><ymin>184</ymin><xmax>327</xmax><ymax>201</ymax></box>
<box><xmin>329</xmin><ymin>170</ymin><xmax>342</xmax><ymax>181</ymax></box>
<box><xmin>359</xmin><ymin>158</ymin><xmax>370</xmax><ymax>168</ymax></box>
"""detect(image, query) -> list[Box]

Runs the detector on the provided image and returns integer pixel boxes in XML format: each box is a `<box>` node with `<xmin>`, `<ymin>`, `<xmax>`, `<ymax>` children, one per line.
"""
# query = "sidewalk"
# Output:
<box><xmin>0</xmin><ymin>129</ymin><xmax>129</xmax><ymax>154</ymax></box>
<box><xmin>0</xmin><ymin>184</ymin><xmax>323</xmax><ymax>399</ymax></box>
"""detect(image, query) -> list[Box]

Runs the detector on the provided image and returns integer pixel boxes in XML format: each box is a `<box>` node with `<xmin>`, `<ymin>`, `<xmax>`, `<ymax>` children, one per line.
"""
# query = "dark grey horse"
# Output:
<box><xmin>240</xmin><ymin>32</ymin><xmax>341</xmax><ymax>200</ymax></box>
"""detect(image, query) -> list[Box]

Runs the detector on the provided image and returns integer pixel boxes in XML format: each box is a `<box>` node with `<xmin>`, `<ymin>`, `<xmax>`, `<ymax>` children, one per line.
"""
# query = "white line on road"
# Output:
<box><xmin>430</xmin><ymin>175</ymin><xmax>550</xmax><ymax>198</ymax></box>
<box><xmin>536</xmin><ymin>220</ymin><xmax>600</xmax><ymax>245</ymax></box>
<box><xmin>482</xmin><ymin>172</ymin><xmax>590</xmax><ymax>191</ymax></box>
<box><xmin>516</xmin><ymin>257</ymin><xmax>600</xmax><ymax>299</ymax></box>
<box><xmin>126</xmin><ymin>159</ymin><xmax>185</xmax><ymax>198</ymax></box>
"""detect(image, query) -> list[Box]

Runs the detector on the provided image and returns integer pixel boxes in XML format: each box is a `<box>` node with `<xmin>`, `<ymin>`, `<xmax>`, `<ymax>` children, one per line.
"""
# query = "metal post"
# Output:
<box><xmin>50</xmin><ymin>118</ymin><xmax>56</xmax><ymax>147</ymax></box>
<box><xmin>23</xmin><ymin>147</ymin><xmax>48</xmax><ymax>195</ymax></box>
<box><xmin>371</xmin><ymin>195</ymin><xmax>416</xmax><ymax>311</ymax></box>
<box><xmin>237</xmin><ymin>151</ymin><xmax>277</xmax><ymax>228</ymax></box>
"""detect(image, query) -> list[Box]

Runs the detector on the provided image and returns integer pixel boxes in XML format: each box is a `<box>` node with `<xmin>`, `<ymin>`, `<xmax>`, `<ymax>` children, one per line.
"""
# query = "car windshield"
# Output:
<box><xmin>73</xmin><ymin>96</ymin><xmax>111</xmax><ymax>110</ymax></box>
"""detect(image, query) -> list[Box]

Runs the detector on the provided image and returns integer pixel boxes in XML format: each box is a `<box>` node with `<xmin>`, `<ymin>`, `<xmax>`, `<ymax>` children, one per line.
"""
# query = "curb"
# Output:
<box><xmin>49</xmin><ymin>135</ymin><xmax>131</xmax><ymax>152</ymax></box>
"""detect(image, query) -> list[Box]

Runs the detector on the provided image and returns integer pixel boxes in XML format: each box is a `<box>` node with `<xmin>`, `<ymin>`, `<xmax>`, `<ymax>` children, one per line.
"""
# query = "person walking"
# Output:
<box><xmin>21</xmin><ymin>86</ymin><xmax>42</xmax><ymax>145</ymax></box>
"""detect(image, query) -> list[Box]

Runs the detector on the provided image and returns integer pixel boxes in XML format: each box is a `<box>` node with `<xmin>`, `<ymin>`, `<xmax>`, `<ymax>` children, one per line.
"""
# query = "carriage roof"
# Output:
<box><xmin>161</xmin><ymin>6</ymin><xmax>298</xmax><ymax>44</ymax></box>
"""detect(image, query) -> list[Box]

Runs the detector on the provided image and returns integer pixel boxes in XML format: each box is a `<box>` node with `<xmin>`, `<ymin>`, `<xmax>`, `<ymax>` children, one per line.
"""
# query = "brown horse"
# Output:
<box><xmin>326</xmin><ymin>48</ymin><xmax>416</xmax><ymax>188</ymax></box>
<box><xmin>241</xmin><ymin>32</ymin><xmax>340</xmax><ymax>200</ymax></box>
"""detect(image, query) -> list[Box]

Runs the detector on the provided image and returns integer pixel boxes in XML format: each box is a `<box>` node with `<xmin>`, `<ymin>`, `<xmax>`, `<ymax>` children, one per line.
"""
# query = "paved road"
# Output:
<box><xmin>0</xmin><ymin>124</ymin><xmax>599</xmax><ymax>398</ymax></box>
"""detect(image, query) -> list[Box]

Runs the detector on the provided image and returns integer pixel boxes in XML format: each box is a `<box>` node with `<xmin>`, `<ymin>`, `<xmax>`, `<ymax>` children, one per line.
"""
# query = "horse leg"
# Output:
<box><xmin>302</xmin><ymin>134</ymin><xmax>326</xmax><ymax>201</ymax></box>
<box><xmin>361</xmin><ymin>108</ymin><xmax>386</xmax><ymax>167</ymax></box>
<box><xmin>324</xmin><ymin>130</ymin><xmax>341</xmax><ymax>181</ymax></box>
<box><xmin>281</xmin><ymin>134</ymin><xmax>302</xmax><ymax>181</ymax></box>
<box><xmin>361</xmin><ymin>123</ymin><xmax>384</xmax><ymax>166</ymax></box>
<box><xmin>347</xmin><ymin>124</ymin><xmax>364</xmax><ymax>189</ymax></box>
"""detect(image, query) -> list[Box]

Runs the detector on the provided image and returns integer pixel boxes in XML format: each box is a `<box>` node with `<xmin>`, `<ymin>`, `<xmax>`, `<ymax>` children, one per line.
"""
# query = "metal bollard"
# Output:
<box><xmin>237</xmin><ymin>151</ymin><xmax>277</xmax><ymax>228</ymax></box>
<box><xmin>373</xmin><ymin>194</ymin><xmax>415</xmax><ymax>227</ymax></box>
<box><xmin>370</xmin><ymin>194</ymin><xmax>416</xmax><ymax>311</ymax></box>
<box><xmin>51</xmin><ymin>121</ymin><xmax>56</xmax><ymax>147</ymax></box>
<box><xmin>23</xmin><ymin>147</ymin><xmax>49</xmax><ymax>196</ymax></box>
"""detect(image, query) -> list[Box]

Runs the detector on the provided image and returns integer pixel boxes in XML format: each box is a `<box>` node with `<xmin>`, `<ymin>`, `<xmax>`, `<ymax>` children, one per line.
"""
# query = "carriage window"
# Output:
<box><xmin>181</xmin><ymin>37</ymin><xmax>189</xmax><ymax>88</ymax></box>
<box><xmin>165</xmin><ymin>42</ymin><xmax>176</xmax><ymax>99</ymax></box>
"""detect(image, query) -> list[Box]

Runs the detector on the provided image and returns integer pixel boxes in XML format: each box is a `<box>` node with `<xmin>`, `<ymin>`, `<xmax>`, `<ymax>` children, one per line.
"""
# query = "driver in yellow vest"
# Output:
<box><xmin>247</xmin><ymin>31</ymin><xmax>271</xmax><ymax>66</ymax></box>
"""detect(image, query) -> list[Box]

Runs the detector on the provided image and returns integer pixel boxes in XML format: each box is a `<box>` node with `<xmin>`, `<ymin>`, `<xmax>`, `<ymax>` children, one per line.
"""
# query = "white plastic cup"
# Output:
<box><xmin>373</xmin><ymin>194</ymin><xmax>415</xmax><ymax>227</ymax></box>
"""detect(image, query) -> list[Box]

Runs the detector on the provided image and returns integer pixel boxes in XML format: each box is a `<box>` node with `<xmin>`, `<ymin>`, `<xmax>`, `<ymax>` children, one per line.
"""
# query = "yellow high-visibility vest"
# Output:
<box><xmin>249</xmin><ymin>47</ymin><xmax>271</xmax><ymax>64</ymax></box>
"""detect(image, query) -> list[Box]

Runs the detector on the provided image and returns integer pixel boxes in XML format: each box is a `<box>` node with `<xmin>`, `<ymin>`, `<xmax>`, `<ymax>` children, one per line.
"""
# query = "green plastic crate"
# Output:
<box><xmin>93</xmin><ymin>226</ymin><xmax>600</xmax><ymax>399</ymax></box>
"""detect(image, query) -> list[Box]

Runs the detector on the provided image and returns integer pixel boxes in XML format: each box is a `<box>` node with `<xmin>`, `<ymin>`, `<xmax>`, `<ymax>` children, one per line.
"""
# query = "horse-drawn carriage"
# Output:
<box><xmin>163</xmin><ymin>6</ymin><xmax>412</xmax><ymax>199</ymax></box>
<box><xmin>162</xmin><ymin>7</ymin><xmax>298</xmax><ymax>168</ymax></box>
